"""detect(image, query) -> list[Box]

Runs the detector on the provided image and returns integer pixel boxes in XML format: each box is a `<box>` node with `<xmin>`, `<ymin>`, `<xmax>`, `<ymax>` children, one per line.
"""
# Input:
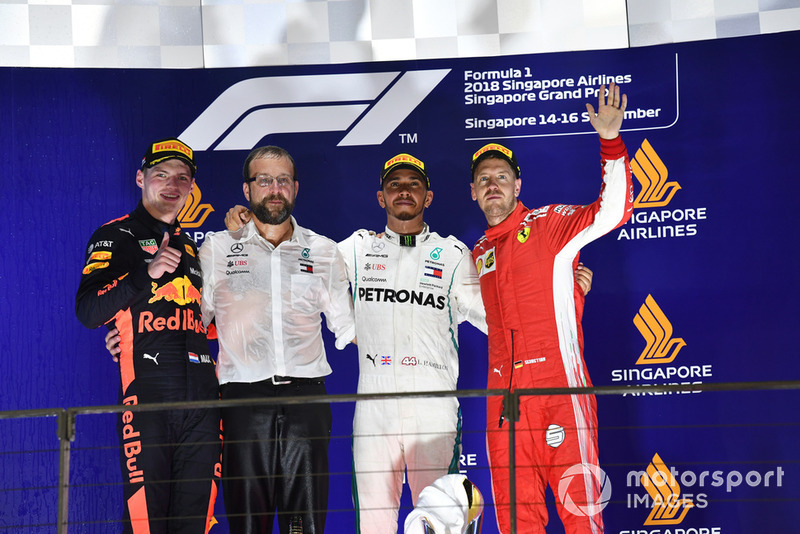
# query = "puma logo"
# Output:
<box><xmin>143</xmin><ymin>353</ymin><xmax>159</xmax><ymax>365</ymax></box>
<box><xmin>493</xmin><ymin>366</ymin><xmax>503</xmax><ymax>377</ymax></box>
<box><xmin>366</xmin><ymin>354</ymin><xmax>377</xmax><ymax>367</ymax></box>
<box><xmin>119</xmin><ymin>227</ymin><xmax>134</xmax><ymax>237</ymax></box>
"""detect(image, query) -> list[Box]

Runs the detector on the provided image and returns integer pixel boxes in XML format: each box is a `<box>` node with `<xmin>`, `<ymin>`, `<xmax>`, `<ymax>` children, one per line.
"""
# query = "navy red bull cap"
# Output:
<box><xmin>380</xmin><ymin>153</ymin><xmax>430</xmax><ymax>188</ymax></box>
<box><xmin>470</xmin><ymin>143</ymin><xmax>521</xmax><ymax>180</ymax></box>
<box><xmin>141</xmin><ymin>137</ymin><xmax>197</xmax><ymax>177</ymax></box>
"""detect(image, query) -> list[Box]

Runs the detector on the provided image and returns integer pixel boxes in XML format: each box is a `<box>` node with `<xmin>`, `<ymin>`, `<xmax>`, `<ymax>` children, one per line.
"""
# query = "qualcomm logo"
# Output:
<box><xmin>179</xmin><ymin>70</ymin><xmax>451</xmax><ymax>150</ymax></box>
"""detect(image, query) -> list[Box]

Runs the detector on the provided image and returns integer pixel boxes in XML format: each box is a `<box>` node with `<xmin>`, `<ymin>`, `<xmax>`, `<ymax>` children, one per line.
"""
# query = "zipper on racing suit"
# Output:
<box><xmin>499</xmin><ymin>329</ymin><xmax>516</xmax><ymax>428</ymax></box>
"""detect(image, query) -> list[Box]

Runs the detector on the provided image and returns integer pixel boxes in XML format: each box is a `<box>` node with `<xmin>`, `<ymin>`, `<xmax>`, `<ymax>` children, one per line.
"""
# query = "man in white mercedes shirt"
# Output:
<box><xmin>208</xmin><ymin>145</ymin><xmax>358</xmax><ymax>533</ymax></box>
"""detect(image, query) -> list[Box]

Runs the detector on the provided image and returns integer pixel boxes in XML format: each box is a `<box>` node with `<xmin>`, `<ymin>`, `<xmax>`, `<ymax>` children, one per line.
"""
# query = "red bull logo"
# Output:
<box><xmin>148</xmin><ymin>276</ymin><xmax>202</xmax><ymax>305</ymax></box>
<box><xmin>121</xmin><ymin>395</ymin><xmax>144</xmax><ymax>485</ymax></box>
<box><xmin>97</xmin><ymin>274</ymin><xmax>127</xmax><ymax>296</ymax></box>
<box><xmin>138</xmin><ymin>309</ymin><xmax>205</xmax><ymax>334</ymax></box>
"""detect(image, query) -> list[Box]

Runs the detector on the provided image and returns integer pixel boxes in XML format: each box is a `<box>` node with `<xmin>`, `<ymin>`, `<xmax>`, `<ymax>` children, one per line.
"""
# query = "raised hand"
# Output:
<box><xmin>585</xmin><ymin>82</ymin><xmax>627</xmax><ymax>140</ymax></box>
<box><xmin>147</xmin><ymin>231</ymin><xmax>182</xmax><ymax>279</ymax></box>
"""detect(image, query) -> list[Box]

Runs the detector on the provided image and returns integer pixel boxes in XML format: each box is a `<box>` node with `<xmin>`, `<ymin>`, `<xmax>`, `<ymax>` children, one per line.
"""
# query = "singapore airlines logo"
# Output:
<box><xmin>179</xmin><ymin>70</ymin><xmax>450</xmax><ymax>150</ymax></box>
<box><xmin>634</xmin><ymin>295</ymin><xmax>686</xmax><ymax>365</ymax></box>
<box><xmin>178</xmin><ymin>185</ymin><xmax>215</xmax><ymax>228</ymax></box>
<box><xmin>641</xmin><ymin>453</ymin><xmax>694</xmax><ymax>525</ymax></box>
<box><xmin>632</xmin><ymin>139</ymin><xmax>681</xmax><ymax>208</ymax></box>
<box><xmin>618</xmin><ymin>139</ymin><xmax>707</xmax><ymax>241</ymax></box>
<box><xmin>610</xmin><ymin>294</ymin><xmax>709</xmax><ymax>394</ymax></box>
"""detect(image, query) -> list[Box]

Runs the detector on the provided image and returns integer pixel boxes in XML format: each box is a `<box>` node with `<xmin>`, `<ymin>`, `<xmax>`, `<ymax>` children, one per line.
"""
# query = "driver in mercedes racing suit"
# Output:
<box><xmin>338</xmin><ymin>154</ymin><xmax>487</xmax><ymax>534</ymax></box>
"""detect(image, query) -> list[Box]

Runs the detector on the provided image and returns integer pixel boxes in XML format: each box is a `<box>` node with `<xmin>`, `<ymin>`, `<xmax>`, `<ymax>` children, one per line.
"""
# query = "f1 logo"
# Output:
<box><xmin>180</xmin><ymin>70</ymin><xmax>451</xmax><ymax>150</ymax></box>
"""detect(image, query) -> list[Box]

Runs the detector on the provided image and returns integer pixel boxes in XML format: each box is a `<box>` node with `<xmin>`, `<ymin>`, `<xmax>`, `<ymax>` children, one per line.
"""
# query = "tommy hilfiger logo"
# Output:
<box><xmin>424</xmin><ymin>265</ymin><xmax>442</xmax><ymax>279</ymax></box>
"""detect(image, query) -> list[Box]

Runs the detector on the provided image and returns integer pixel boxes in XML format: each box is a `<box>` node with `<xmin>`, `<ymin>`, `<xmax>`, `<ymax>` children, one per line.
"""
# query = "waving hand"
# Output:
<box><xmin>585</xmin><ymin>82</ymin><xmax>627</xmax><ymax>140</ymax></box>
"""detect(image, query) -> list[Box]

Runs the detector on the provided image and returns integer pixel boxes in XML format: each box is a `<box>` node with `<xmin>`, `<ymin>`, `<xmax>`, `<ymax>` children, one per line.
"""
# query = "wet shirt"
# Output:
<box><xmin>199</xmin><ymin>218</ymin><xmax>355</xmax><ymax>385</ymax></box>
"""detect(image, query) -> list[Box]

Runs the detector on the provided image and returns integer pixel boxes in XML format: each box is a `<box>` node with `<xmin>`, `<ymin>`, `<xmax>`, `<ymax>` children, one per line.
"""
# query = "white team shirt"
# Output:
<box><xmin>200</xmin><ymin>218</ymin><xmax>355</xmax><ymax>385</ymax></box>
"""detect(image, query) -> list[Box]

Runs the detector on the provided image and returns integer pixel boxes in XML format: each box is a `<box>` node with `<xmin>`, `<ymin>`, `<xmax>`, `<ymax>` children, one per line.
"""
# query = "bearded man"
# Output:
<box><xmin>200</xmin><ymin>145</ymin><xmax>355</xmax><ymax>534</ymax></box>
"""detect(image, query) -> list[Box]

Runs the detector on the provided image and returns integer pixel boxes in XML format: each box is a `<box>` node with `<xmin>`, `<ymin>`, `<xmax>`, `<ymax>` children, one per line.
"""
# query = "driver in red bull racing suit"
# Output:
<box><xmin>75</xmin><ymin>138</ymin><xmax>221</xmax><ymax>534</ymax></box>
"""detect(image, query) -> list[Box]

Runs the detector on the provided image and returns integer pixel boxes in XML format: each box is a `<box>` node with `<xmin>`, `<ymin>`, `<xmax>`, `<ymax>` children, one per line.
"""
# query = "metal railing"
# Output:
<box><xmin>1</xmin><ymin>380</ymin><xmax>798</xmax><ymax>533</ymax></box>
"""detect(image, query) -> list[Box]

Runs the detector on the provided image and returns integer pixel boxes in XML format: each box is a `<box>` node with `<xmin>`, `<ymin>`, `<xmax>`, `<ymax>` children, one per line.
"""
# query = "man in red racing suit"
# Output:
<box><xmin>470</xmin><ymin>84</ymin><xmax>633</xmax><ymax>534</ymax></box>
<box><xmin>75</xmin><ymin>138</ymin><xmax>221</xmax><ymax>534</ymax></box>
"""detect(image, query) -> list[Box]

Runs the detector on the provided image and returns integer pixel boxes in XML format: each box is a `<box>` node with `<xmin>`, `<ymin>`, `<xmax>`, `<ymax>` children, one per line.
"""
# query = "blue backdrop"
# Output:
<box><xmin>1</xmin><ymin>30</ymin><xmax>798</xmax><ymax>533</ymax></box>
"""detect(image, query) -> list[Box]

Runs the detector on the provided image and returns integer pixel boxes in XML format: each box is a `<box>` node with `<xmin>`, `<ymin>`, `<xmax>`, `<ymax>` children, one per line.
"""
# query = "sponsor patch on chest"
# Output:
<box><xmin>474</xmin><ymin>247</ymin><xmax>496</xmax><ymax>277</ymax></box>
